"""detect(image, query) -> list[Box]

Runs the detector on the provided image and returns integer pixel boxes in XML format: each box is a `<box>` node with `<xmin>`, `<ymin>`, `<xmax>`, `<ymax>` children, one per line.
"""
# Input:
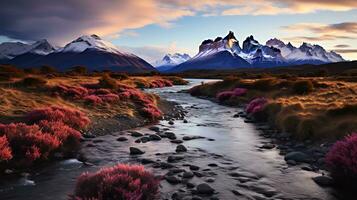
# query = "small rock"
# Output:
<box><xmin>130</xmin><ymin>131</ymin><xmax>143</xmax><ymax>137</ymax></box>
<box><xmin>205</xmin><ymin>178</ymin><xmax>215</xmax><ymax>183</ymax></box>
<box><xmin>171</xmin><ymin>139</ymin><xmax>183</xmax><ymax>144</ymax></box>
<box><xmin>140</xmin><ymin>136</ymin><xmax>150</xmax><ymax>143</ymax></box>
<box><xmin>261</xmin><ymin>144</ymin><xmax>276</xmax><ymax>149</ymax></box>
<box><xmin>168</xmin><ymin>155</ymin><xmax>184</xmax><ymax>163</ymax></box>
<box><xmin>183</xmin><ymin>171</ymin><xmax>194</xmax><ymax>178</ymax></box>
<box><xmin>301</xmin><ymin>166</ymin><xmax>313</xmax><ymax>171</ymax></box>
<box><xmin>183</xmin><ymin>119</ymin><xmax>188</xmax><ymax>123</ymax></box>
<box><xmin>149</xmin><ymin>126</ymin><xmax>160</xmax><ymax>132</ymax></box>
<box><xmin>165</xmin><ymin>175</ymin><xmax>181</xmax><ymax>184</ymax></box>
<box><xmin>176</xmin><ymin>145</ymin><xmax>187</xmax><ymax>152</ymax></box>
<box><xmin>149</xmin><ymin>134</ymin><xmax>161</xmax><ymax>141</ymax></box>
<box><xmin>129</xmin><ymin>147</ymin><xmax>145</xmax><ymax>155</ymax></box>
<box><xmin>196</xmin><ymin>183</ymin><xmax>214</xmax><ymax>195</ymax></box>
<box><xmin>168</xmin><ymin>120</ymin><xmax>174</xmax><ymax>125</ymax></box>
<box><xmin>189</xmin><ymin>165</ymin><xmax>200</xmax><ymax>171</ymax></box>
<box><xmin>284</xmin><ymin>151</ymin><xmax>310</xmax><ymax>162</ymax></box>
<box><xmin>312</xmin><ymin>176</ymin><xmax>334</xmax><ymax>187</ymax></box>
<box><xmin>165</xmin><ymin>132</ymin><xmax>177</xmax><ymax>140</ymax></box>
<box><xmin>134</xmin><ymin>139</ymin><xmax>141</xmax><ymax>143</ymax></box>
<box><xmin>233</xmin><ymin>114</ymin><xmax>239</xmax><ymax>118</ymax></box>
<box><xmin>208</xmin><ymin>163</ymin><xmax>218</xmax><ymax>167</ymax></box>
<box><xmin>186</xmin><ymin>182</ymin><xmax>195</xmax><ymax>188</ymax></box>
<box><xmin>232</xmin><ymin>189</ymin><xmax>241</xmax><ymax>196</ymax></box>
<box><xmin>140</xmin><ymin>158</ymin><xmax>154</xmax><ymax>164</ymax></box>
<box><xmin>116</xmin><ymin>137</ymin><xmax>128</xmax><ymax>141</ymax></box>
<box><xmin>93</xmin><ymin>139</ymin><xmax>104</xmax><ymax>143</ymax></box>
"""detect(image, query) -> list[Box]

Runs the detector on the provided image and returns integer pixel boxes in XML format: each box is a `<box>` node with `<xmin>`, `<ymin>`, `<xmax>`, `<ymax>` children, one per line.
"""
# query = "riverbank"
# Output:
<box><xmin>188</xmin><ymin>76</ymin><xmax>357</xmax><ymax>197</ymax></box>
<box><xmin>0</xmin><ymin>66</ymin><xmax>187</xmax><ymax>174</ymax></box>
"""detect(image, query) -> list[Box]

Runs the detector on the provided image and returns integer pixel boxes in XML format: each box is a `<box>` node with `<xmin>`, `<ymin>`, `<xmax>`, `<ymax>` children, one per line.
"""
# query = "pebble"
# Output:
<box><xmin>171</xmin><ymin>139</ymin><xmax>183</xmax><ymax>144</ymax></box>
<box><xmin>149</xmin><ymin>126</ymin><xmax>160</xmax><ymax>132</ymax></box>
<box><xmin>183</xmin><ymin>171</ymin><xmax>194</xmax><ymax>178</ymax></box>
<box><xmin>168</xmin><ymin>120</ymin><xmax>174</xmax><ymax>125</ymax></box>
<box><xmin>167</xmin><ymin>155</ymin><xmax>184</xmax><ymax>163</ymax></box>
<box><xmin>261</xmin><ymin>144</ymin><xmax>276</xmax><ymax>149</ymax></box>
<box><xmin>284</xmin><ymin>151</ymin><xmax>310</xmax><ymax>162</ymax></box>
<box><xmin>165</xmin><ymin>132</ymin><xmax>177</xmax><ymax>140</ymax></box>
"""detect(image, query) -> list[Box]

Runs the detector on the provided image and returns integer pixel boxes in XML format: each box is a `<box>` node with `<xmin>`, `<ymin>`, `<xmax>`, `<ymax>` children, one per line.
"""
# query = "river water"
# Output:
<box><xmin>0</xmin><ymin>79</ymin><xmax>337</xmax><ymax>200</ymax></box>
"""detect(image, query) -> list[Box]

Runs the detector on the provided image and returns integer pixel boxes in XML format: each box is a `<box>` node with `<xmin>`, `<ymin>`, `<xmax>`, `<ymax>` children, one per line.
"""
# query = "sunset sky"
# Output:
<box><xmin>0</xmin><ymin>0</ymin><xmax>356</xmax><ymax>62</ymax></box>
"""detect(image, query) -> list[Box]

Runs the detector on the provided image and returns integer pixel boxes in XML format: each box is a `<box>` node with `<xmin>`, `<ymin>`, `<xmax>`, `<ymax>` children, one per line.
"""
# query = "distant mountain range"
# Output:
<box><xmin>168</xmin><ymin>31</ymin><xmax>345</xmax><ymax>72</ymax></box>
<box><xmin>0</xmin><ymin>35</ymin><xmax>156</xmax><ymax>73</ymax></box>
<box><xmin>0</xmin><ymin>31</ymin><xmax>346</xmax><ymax>73</ymax></box>
<box><xmin>154</xmin><ymin>53</ymin><xmax>191</xmax><ymax>72</ymax></box>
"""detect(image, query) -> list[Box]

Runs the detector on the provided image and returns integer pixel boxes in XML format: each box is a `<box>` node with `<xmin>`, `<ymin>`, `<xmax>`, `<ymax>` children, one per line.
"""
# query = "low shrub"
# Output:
<box><xmin>164</xmin><ymin>76</ymin><xmax>188</xmax><ymax>85</ymax></box>
<box><xmin>69</xmin><ymin>66</ymin><xmax>87</xmax><ymax>75</ymax></box>
<box><xmin>141</xmin><ymin>104</ymin><xmax>162</xmax><ymax>120</ymax></box>
<box><xmin>0</xmin><ymin>65</ymin><xmax>24</xmax><ymax>78</ymax></box>
<box><xmin>40</xmin><ymin>65</ymin><xmax>57</xmax><ymax>74</ymax></box>
<box><xmin>0</xmin><ymin>123</ymin><xmax>60</xmax><ymax>162</ymax></box>
<box><xmin>38</xmin><ymin>120</ymin><xmax>81</xmax><ymax>150</ymax></box>
<box><xmin>149</xmin><ymin>79</ymin><xmax>173</xmax><ymax>88</ymax></box>
<box><xmin>246</xmin><ymin>97</ymin><xmax>268</xmax><ymax>114</ymax></box>
<box><xmin>292</xmin><ymin>80</ymin><xmax>314</xmax><ymax>95</ymax></box>
<box><xmin>98</xmin><ymin>93</ymin><xmax>120</xmax><ymax>103</ymax></box>
<box><xmin>84</xmin><ymin>95</ymin><xmax>103</xmax><ymax>105</ymax></box>
<box><xmin>110</xmin><ymin>73</ymin><xmax>129</xmax><ymax>80</ymax></box>
<box><xmin>99</xmin><ymin>74</ymin><xmax>118</xmax><ymax>89</ymax></box>
<box><xmin>0</xmin><ymin>135</ymin><xmax>12</xmax><ymax>161</ymax></box>
<box><xmin>19</xmin><ymin>77</ymin><xmax>47</xmax><ymax>87</ymax></box>
<box><xmin>54</xmin><ymin>84</ymin><xmax>89</xmax><ymax>99</ymax></box>
<box><xmin>216</xmin><ymin>87</ymin><xmax>247</xmax><ymax>102</ymax></box>
<box><xmin>71</xmin><ymin>164</ymin><xmax>160</xmax><ymax>200</ymax></box>
<box><xmin>326</xmin><ymin>133</ymin><xmax>357</xmax><ymax>184</ymax></box>
<box><xmin>26</xmin><ymin>106</ymin><xmax>90</xmax><ymax>129</ymax></box>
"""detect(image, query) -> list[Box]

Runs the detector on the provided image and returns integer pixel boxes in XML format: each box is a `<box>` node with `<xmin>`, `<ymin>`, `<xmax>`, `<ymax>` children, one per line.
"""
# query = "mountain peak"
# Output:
<box><xmin>61</xmin><ymin>34</ymin><xmax>119</xmax><ymax>53</ymax></box>
<box><xmin>223</xmin><ymin>31</ymin><xmax>237</xmax><ymax>41</ymax></box>
<box><xmin>266</xmin><ymin>38</ymin><xmax>285</xmax><ymax>47</ymax></box>
<box><xmin>156</xmin><ymin>53</ymin><xmax>191</xmax><ymax>67</ymax></box>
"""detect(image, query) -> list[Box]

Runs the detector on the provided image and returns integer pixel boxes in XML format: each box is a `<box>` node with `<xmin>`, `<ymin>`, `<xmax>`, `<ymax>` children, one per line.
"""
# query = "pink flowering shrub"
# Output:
<box><xmin>149</xmin><ymin>79</ymin><xmax>173</xmax><ymax>88</ymax></box>
<box><xmin>26</xmin><ymin>106</ymin><xmax>90</xmax><ymax>129</ymax></box>
<box><xmin>141</xmin><ymin>104</ymin><xmax>163</xmax><ymax>120</ymax></box>
<box><xmin>216</xmin><ymin>87</ymin><xmax>247</xmax><ymax>102</ymax></box>
<box><xmin>38</xmin><ymin>120</ymin><xmax>82</xmax><ymax>149</ymax></box>
<box><xmin>71</xmin><ymin>164</ymin><xmax>160</xmax><ymax>200</ymax></box>
<box><xmin>326</xmin><ymin>133</ymin><xmax>357</xmax><ymax>183</ymax></box>
<box><xmin>84</xmin><ymin>95</ymin><xmax>103</xmax><ymax>105</ymax></box>
<box><xmin>54</xmin><ymin>84</ymin><xmax>89</xmax><ymax>99</ymax></box>
<box><xmin>0</xmin><ymin>135</ymin><xmax>12</xmax><ymax>161</ymax></box>
<box><xmin>0</xmin><ymin>123</ymin><xmax>60</xmax><ymax>162</ymax></box>
<box><xmin>246</xmin><ymin>97</ymin><xmax>268</xmax><ymax>114</ymax></box>
<box><xmin>98</xmin><ymin>93</ymin><xmax>120</xmax><ymax>103</ymax></box>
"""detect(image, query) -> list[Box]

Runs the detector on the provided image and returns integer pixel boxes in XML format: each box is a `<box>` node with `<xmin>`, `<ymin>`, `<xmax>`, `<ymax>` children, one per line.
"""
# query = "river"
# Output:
<box><xmin>0</xmin><ymin>79</ymin><xmax>337</xmax><ymax>200</ymax></box>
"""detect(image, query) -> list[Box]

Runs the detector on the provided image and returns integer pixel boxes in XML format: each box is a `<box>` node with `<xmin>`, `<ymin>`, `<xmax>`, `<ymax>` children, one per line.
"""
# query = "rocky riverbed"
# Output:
<box><xmin>0</xmin><ymin>79</ymin><xmax>345</xmax><ymax>200</ymax></box>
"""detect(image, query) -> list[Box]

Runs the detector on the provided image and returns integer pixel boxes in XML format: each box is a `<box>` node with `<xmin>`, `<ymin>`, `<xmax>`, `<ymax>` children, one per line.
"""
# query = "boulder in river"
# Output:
<box><xmin>116</xmin><ymin>137</ymin><xmax>128</xmax><ymax>142</ymax></box>
<box><xmin>165</xmin><ymin>175</ymin><xmax>181</xmax><ymax>184</ymax></box>
<box><xmin>196</xmin><ymin>183</ymin><xmax>214</xmax><ymax>195</ymax></box>
<box><xmin>312</xmin><ymin>176</ymin><xmax>334</xmax><ymax>187</ymax></box>
<box><xmin>176</xmin><ymin>145</ymin><xmax>187</xmax><ymax>152</ymax></box>
<box><xmin>130</xmin><ymin>131</ymin><xmax>143</xmax><ymax>137</ymax></box>
<box><xmin>149</xmin><ymin>134</ymin><xmax>162</xmax><ymax>141</ymax></box>
<box><xmin>129</xmin><ymin>147</ymin><xmax>145</xmax><ymax>155</ymax></box>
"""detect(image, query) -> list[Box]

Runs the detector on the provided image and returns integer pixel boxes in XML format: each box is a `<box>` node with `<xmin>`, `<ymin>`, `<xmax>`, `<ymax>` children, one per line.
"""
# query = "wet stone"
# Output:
<box><xmin>189</xmin><ymin>165</ymin><xmax>200</xmax><ymax>171</ymax></box>
<box><xmin>171</xmin><ymin>139</ymin><xmax>183</xmax><ymax>144</ymax></box>
<box><xmin>130</xmin><ymin>131</ymin><xmax>143</xmax><ymax>137</ymax></box>
<box><xmin>312</xmin><ymin>176</ymin><xmax>334</xmax><ymax>187</ymax></box>
<box><xmin>176</xmin><ymin>145</ymin><xmax>187</xmax><ymax>152</ymax></box>
<box><xmin>183</xmin><ymin>171</ymin><xmax>194</xmax><ymax>178</ymax></box>
<box><xmin>168</xmin><ymin>155</ymin><xmax>184</xmax><ymax>163</ymax></box>
<box><xmin>149</xmin><ymin>126</ymin><xmax>160</xmax><ymax>132</ymax></box>
<box><xmin>116</xmin><ymin>137</ymin><xmax>128</xmax><ymax>141</ymax></box>
<box><xmin>140</xmin><ymin>158</ymin><xmax>154</xmax><ymax>164</ymax></box>
<box><xmin>149</xmin><ymin>134</ymin><xmax>162</xmax><ymax>141</ymax></box>
<box><xmin>129</xmin><ymin>147</ymin><xmax>145</xmax><ymax>155</ymax></box>
<box><xmin>165</xmin><ymin>132</ymin><xmax>177</xmax><ymax>139</ymax></box>
<box><xmin>169</xmin><ymin>120</ymin><xmax>175</xmax><ymax>125</ymax></box>
<box><xmin>285</xmin><ymin>151</ymin><xmax>311</xmax><ymax>162</ymax></box>
<box><xmin>140</xmin><ymin>136</ymin><xmax>150</xmax><ymax>143</ymax></box>
<box><xmin>196</xmin><ymin>183</ymin><xmax>214</xmax><ymax>195</ymax></box>
<box><xmin>165</xmin><ymin>175</ymin><xmax>181</xmax><ymax>184</ymax></box>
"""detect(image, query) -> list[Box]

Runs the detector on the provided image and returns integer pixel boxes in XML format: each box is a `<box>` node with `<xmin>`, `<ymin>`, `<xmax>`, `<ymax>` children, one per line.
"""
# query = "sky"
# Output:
<box><xmin>0</xmin><ymin>0</ymin><xmax>356</xmax><ymax>63</ymax></box>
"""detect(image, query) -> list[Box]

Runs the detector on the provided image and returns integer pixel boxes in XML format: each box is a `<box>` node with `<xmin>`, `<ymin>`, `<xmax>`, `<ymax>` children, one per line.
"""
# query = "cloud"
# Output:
<box><xmin>333</xmin><ymin>49</ymin><xmax>357</xmax><ymax>53</ymax></box>
<box><xmin>0</xmin><ymin>0</ymin><xmax>193</xmax><ymax>44</ymax></box>
<box><xmin>334</xmin><ymin>44</ymin><xmax>350</xmax><ymax>48</ymax></box>
<box><xmin>281</xmin><ymin>22</ymin><xmax>357</xmax><ymax>43</ymax></box>
<box><xmin>0</xmin><ymin>0</ymin><xmax>355</xmax><ymax>44</ymax></box>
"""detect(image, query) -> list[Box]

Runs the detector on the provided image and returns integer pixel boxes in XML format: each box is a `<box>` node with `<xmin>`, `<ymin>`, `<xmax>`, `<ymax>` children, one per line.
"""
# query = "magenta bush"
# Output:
<box><xmin>245</xmin><ymin>97</ymin><xmax>268</xmax><ymax>114</ymax></box>
<box><xmin>216</xmin><ymin>87</ymin><xmax>247</xmax><ymax>102</ymax></box>
<box><xmin>71</xmin><ymin>164</ymin><xmax>160</xmax><ymax>200</ymax></box>
<box><xmin>26</xmin><ymin>106</ymin><xmax>90</xmax><ymax>129</ymax></box>
<box><xmin>54</xmin><ymin>85</ymin><xmax>89</xmax><ymax>99</ymax></box>
<box><xmin>0</xmin><ymin>135</ymin><xmax>12</xmax><ymax>161</ymax></box>
<box><xmin>0</xmin><ymin>123</ymin><xmax>61</xmax><ymax>162</ymax></box>
<box><xmin>326</xmin><ymin>133</ymin><xmax>357</xmax><ymax>183</ymax></box>
<box><xmin>84</xmin><ymin>95</ymin><xmax>103</xmax><ymax>105</ymax></box>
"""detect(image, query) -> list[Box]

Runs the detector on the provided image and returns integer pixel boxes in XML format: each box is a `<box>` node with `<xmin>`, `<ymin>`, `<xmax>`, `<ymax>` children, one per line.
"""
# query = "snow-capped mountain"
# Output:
<box><xmin>0</xmin><ymin>40</ymin><xmax>55</xmax><ymax>59</ymax></box>
<box><xmin>154</xmin><ymin>53</ymin><xmax>191</xmax><ymax>71</ymax></box>
<box><xmin>2</xmin><ymin>35</ymin><xmax>156</xmax><ymax>73</ymax></box>
<box><xmin>169</xmin><ymin>31</ymin><xmax>344</xmax><ymax>72</ymax></box>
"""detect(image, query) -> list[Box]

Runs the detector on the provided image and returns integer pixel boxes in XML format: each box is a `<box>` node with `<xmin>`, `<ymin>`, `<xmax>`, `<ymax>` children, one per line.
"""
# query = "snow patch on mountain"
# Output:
<box><xmin>0</xmin><ymin>39</ymin><xmax>55</xmax><ymax>58</ymax></box>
